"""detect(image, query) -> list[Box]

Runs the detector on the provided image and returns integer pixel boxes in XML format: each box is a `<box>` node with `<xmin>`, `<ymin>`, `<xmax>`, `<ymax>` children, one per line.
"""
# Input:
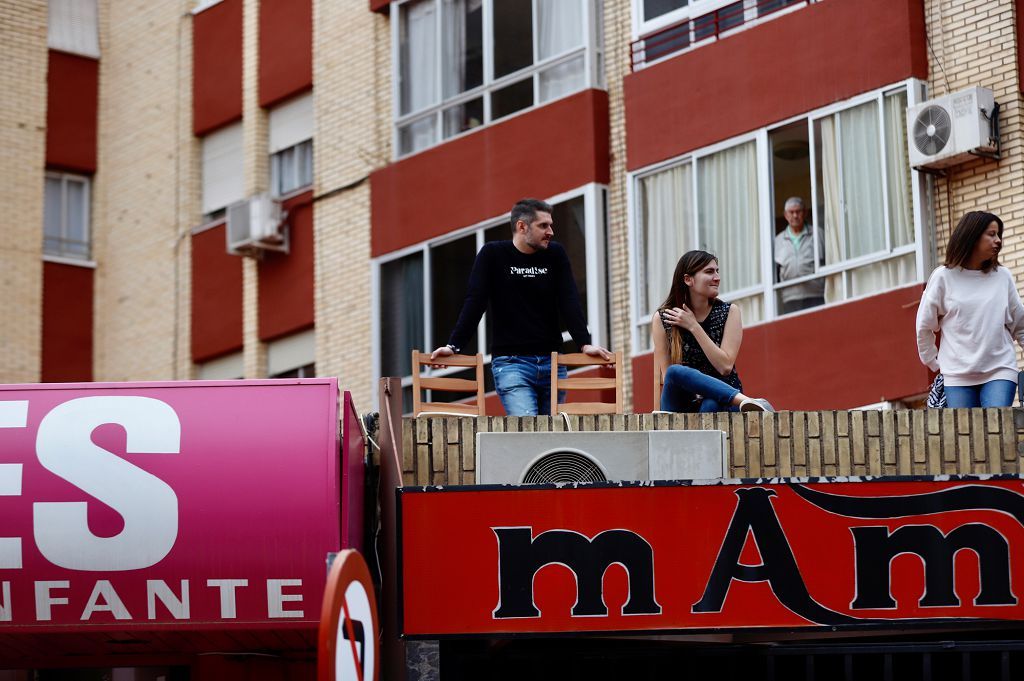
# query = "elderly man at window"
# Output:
<box><xmin>774</xmin><ymin>196</ymin><xmax>825</xmax><ymax>314</ymax></box>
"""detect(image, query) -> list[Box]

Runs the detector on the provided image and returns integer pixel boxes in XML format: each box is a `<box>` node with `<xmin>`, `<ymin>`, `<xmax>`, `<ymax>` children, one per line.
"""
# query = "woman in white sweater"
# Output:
<box><xmin>916</xmin><ymin>211</ymin><xmax>1024</xmax><ymax>407</ymax></box>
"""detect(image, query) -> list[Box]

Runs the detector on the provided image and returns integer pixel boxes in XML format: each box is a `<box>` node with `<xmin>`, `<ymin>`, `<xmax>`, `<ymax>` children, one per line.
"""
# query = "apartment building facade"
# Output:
<box><xmin>3</xmin><ymin>0</ymin><xmax>1024</xmax><ymax>677</ymax></box>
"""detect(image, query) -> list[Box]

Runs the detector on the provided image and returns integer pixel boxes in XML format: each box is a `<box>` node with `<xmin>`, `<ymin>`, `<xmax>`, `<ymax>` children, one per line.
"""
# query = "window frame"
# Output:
<box><xmin>371</xmin><ymin>183</ymin><xmax>608</xmax><ymax>403</ymax></box>
<box><xmin>390</xmin><ymin>0</ymin><xmax>603</xmax><ymax>158</ymax></box>
<box><xmin>627</xmin><ymin>78</ymin><xmax>930</xmax><ymax>355</ymax></box>
<box><xmin>270</xmin><ymin>139</ymin><xmax>314</xmax><ymax>199</ymax></box>
<box><xmin>43</xmin><ymin>170</ymin><xmax>92</xmax><ymax>262</ymax></box>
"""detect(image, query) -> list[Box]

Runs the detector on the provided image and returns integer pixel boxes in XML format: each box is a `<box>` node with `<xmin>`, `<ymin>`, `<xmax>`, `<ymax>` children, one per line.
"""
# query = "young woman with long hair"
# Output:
<box><xmin>653</xmin><ymin>250</ymin><xmax>774</xmax><ymax>412</ymax></box>
<box><xmin>917</xmin><ymin>211</ymin><xmax>1024</xmax><ymax>408</ymax></box>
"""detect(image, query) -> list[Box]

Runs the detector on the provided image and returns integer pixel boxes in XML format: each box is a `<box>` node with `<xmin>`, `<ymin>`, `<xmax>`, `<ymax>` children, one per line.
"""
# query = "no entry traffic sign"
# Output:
<box><xmin>319</xmin><ymin>550</ymin><xmax>379</xmax><ymax>681</ymax></box>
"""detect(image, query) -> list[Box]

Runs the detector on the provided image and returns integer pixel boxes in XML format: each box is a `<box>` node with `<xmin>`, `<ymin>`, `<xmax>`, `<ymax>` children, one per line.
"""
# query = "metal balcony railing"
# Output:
<box><xmin>630</xmin><ymin>0</ymin><xmax>823</xmax><ymax>71</ymax></box>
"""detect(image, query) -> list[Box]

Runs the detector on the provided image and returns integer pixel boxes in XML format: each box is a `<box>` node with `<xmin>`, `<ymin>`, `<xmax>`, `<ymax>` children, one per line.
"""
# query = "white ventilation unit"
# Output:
<box><xmin>907</xmin><ymin>86</ymin><xmax>998</xmax><ymax>170</ymax></box>
<box><xmin>226</xmin><ymin>194</ymin><xmax>288</xmax><ymax>256</ymax></box>
<box><xmin>476</xmin><ymin>431</ymin><xmax>727</xmax><ymax>485</ymax></box>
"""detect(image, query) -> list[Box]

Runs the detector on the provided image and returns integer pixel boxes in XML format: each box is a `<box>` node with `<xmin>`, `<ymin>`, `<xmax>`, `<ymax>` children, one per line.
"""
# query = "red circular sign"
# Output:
<box><xmin>318</xmin><ymin>550</ymin><xmax>379</xmax><ymax>681</ymax></box>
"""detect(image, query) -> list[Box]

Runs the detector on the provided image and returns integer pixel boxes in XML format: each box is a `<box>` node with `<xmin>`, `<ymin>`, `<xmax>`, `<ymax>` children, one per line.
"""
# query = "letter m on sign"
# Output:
<box><xmin>491</xmin><ymin>527</ymin><xmax>661</xmax><ymax>619</ymax></box>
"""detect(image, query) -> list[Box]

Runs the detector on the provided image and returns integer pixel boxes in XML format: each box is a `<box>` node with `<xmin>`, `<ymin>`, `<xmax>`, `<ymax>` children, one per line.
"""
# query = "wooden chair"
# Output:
<box><xmin>653</xmin><ymin>353</ymin><xmax>665</xmax><ymax>411</ymax></box>
<box><xmin>550</xmin><ymin>351</ymin><xmax>624</xmax><ymax>415</ymax></box>
<box><xmin>411</xmin><ymin>350</ymin><xmax>486</xmax><ymax>417</ymax></box>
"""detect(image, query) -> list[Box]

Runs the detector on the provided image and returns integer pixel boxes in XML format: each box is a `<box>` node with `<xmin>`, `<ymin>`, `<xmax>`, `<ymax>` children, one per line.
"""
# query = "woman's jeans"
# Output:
<box><xmin>492</xmin><ymin>355</ymin><xmax>568</xmax><ymax>416</ymax></box>
<box><xmin>944</xmin><ymin>379</ymin><xmax>1016</xmax><ymax>408</ymax></box>
<box><xmin>661</xmin><ymin>365</ymin><xmax>740</xmax><ymax>413</ymax></box>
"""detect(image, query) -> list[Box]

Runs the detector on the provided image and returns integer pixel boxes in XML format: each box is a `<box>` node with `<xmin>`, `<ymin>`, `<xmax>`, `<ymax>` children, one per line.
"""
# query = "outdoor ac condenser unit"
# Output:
<box><xmin>906</xmin><ymin>86</ymin><xmax>998</xmax><ymax>170</ymax></box>
<box><xmin>476</xmin><ymin>431</ymin><xmax>727</xmax><ymax>485</ymax></box>
<box><xmin>226</xmin><ymin>193</ymin><xmax>288</xmax><ymax>256</ymax></box>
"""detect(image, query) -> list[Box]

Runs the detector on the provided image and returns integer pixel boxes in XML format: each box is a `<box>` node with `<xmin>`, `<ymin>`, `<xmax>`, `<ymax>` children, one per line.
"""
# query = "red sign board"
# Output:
<box><xmin>399</xmin><ymin>477</ymin><xmax>1024</xmax><ymax>636</ymax></box>
<box><xmin>0</xmin><ymin>379</ymin><xmax>346</xmax><ymax>631</ymax></box>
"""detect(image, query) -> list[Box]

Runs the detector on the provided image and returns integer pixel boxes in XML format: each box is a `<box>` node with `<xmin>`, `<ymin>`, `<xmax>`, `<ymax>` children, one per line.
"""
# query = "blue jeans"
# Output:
<box><xmin>944</xmin><ymin>380</ymin><xmax>1016</xmax><ymax>408</ymax></box>
<box><xmin>492</xmin><ymin>355</ymin><xmax>568</xmax><ymax>416</ymax></box>
<box><xmin>661</xmin><ymin>365</ymin><xmax>740</xmax><ymax>413</ymax></box>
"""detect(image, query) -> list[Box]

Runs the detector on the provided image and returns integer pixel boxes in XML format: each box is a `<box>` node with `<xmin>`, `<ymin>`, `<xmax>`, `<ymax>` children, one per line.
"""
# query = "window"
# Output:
<box><xmin>48</xmin><ymin>0</ymin><xmax>100</xmax><ymax>58</ymax></box>
<box><xmin>201</xmin><ymin>122</ymin><xmax>244</xmax><ymax>215</ymax></box>
<box><xmin>394</xmin><ymin>0</ymin><xmax>600</xmax><ymax>156</ymax></box>
<box><xmin>375</xmin><ymin>186</ymin><xmax>607</xmax><ymax>411</ymax></box>
<box><xmin>267</xmin><ymin>329</ymin><xmax>316</xmax><ymax>378</ymax></box>
<box><xmin>631</xmin><ymin>0</ymin><xmax>807</xmax><ymax>68</ymax></box>
<box><xmin>196</xmin><ymin>351</ymin><xmax>243</xmax><ymax>380</ymax></box>
<box><xmin>268</xmin><ymin>93</ymin><xmax>314</xmax><ymax>197</ymax></box>
<box><xmin>631</xmin><ymin>82</ymin><xmax>926</xmax><ymax>351</ymax></box>
<box><xmin>43</xmin><ymin>172</ymin><xmax>91</xmax><ymax>260</ymax></box>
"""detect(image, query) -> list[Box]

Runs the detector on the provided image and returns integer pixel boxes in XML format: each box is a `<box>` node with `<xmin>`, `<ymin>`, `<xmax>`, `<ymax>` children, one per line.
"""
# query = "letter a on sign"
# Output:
<box><xmin>318</xmin><ymin>550</ymin><xmax>379</xmax><ymax>681</ymax></box>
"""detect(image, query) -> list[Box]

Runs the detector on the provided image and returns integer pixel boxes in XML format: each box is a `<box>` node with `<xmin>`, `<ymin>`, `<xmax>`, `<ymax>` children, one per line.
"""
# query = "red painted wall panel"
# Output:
<box><xmin>369</xmin><ymin>0</ymin><xmax>389</xmax><ymax>13</ymax></box>
<box><xmin>371</xmin><ymin>89</ymin><xmax>610</xmax><ymax>256</ymax></box>
<box><xmin>46</xmin><ymin>51</ymin><xmax>98</xmax><ymax>173</ymax></box>
<box><xmin>41</xmin><ymin>262</ymin><xmax>93</xmax><ymax>382</ymax></box>
<box><xmin>258</xmin><ymin>191</ymin><xmax>315</xmax><ymax>341</ymax></box>
<box><xmin>191</xmin><ymin>223</ymin><xmax>244</xmax><ymax>361</ymax></box>
<box><xmin>624</xmin><ymin>0</ymin><xmax>928</xmax><ymax>170</ymax></box>
<box><xmin>193</xmin><ymin>0</ymin><xmax>243</xmax><ymax>136</ymax></box>
<box><xmin>258</xmin><ymin>0</ymin><xmax>312</xmax><ymax>107</ymax></box>
<box><xmin>632</xmin><ymin>285</ymin><xmax>930</xmax><ymax>413</ymax></box>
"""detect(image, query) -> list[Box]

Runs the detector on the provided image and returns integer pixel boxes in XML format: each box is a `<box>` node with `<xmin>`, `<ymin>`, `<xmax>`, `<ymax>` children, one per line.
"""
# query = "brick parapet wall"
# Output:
<box><xmin>398</xmin><ymin>409</ymin><xmax>1024</xmax><ymax>487</ymax></box>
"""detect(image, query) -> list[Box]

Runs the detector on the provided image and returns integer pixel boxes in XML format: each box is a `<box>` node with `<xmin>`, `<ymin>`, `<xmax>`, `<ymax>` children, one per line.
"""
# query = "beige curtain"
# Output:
<box><xmin>640</xmin><ymin>163</ymin><xmax>692</xmax><ymax>317</ymax></box>
<box><xmin>885</xmin><ymin>91</ymin><xmax>914</xmax><ymax>248</ymax></box>
<box><xmin>818</xmin><ymin>117</ymin><xmax>843</xmax><ymax>303</ymax></box>
<box><xmin>697</xmin><ymin>141</ymin><xmax>761</xmax><ymax>301</ymax></box>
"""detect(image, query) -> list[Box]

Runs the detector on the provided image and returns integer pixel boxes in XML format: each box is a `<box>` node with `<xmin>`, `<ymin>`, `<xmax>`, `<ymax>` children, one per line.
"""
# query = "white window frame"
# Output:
<box><xmin>270</xmin><ymin>139</ymin><xmax>314</xmax><ymax>199</ymax></box>
<box><xmin>630</xmin><ymin>0</ymin><xmax>811</xmax><ymax>69</ymax></box>
<box><xmin>371</xmin><ymin>183</ymin><xmax>608</xmax><ymax>402</ymax></box>
<box><xmin>627</xmin><ymin>78</ymin><xmax>931</xmax><ymax>355</ymax></box>
<box><xmin>43</xmin><ymin>171</ymin><xmax>92</xmax><ymax>262</ymax></box>
<box><xmin>390</xmin><ymin>0</ymin><xmax>603</xmax><ymax>158</ymax></box>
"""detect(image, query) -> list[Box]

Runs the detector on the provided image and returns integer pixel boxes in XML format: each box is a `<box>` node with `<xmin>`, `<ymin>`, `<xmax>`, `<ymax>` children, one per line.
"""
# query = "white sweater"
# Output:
<box><xmin>916</xmin><ymin>266</ymin><xmax>1024</xmax><ymax>386</ymax></box>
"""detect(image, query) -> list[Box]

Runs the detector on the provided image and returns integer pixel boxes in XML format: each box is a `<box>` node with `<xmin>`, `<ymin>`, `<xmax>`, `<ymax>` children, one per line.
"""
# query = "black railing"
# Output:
<box><xmin>631</xmin><ymin>0</ymin><xmax>819</xmax><ymax>70</ymax></box>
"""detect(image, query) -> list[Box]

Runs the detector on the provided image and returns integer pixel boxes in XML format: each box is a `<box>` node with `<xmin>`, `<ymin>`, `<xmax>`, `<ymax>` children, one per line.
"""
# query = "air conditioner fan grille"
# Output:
<box><xmin>521</xmin><ymin>451</ymin><xmax>607</xmax><ymax>485</ymax></box>
<box><xmin>913</xmin><ymin>104</ymin><xmax>952</xmax><ymax>156</ymax></box>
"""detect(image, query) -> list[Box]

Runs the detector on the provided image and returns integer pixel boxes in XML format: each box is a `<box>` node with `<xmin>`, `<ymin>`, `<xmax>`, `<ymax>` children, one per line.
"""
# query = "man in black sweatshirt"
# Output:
<box><xmin>430</xmin><ymin>198</ymin><xmax>611</xmax><ymax>415</ymax></box>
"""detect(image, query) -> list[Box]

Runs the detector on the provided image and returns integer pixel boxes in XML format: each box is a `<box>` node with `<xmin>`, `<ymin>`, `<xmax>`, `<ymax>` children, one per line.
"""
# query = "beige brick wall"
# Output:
<box><xmin>241</xmin><ymin>0</ymin><xmax>268</xmax><ymax>378</ymax></box>
<box><xmin>93</xmin><ymin>0</ymin><xmax>196</xmax><ymax>381</ymax></box>
<box><xmin>311</xmin><ymin>0</ymin><xmax>390</xmax><ymax>410</ymax></box>
<box><xmin>400</xmin><ymin>409</ymin><xmax>1024</xmax><ymax>486</ymax></box>
<box><xmin>603</xmin><ymin>0</ymin><xmax>634</xmax><ymax>407</ymax></box>
<box><xmin>924</xmin><ymin>0</ymin><xmax>1024</xmax><ymax>273</ymax></box>
<box><xmin>0</xmin><ymin>0</ymin><xmax>47</xmax><ymax>383</ymax></box>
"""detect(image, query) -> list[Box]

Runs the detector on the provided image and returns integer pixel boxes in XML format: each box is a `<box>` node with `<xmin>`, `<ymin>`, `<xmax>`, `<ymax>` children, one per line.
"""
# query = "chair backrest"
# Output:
<box><xmin>411</xmin><ymin>350</ymin><xmax>485</xmax><ymax>417</ymax></box>
<box><xmin>550</xmin><ymin>351</ymin><xmax>624</xmax><ymax>415</ymax></box>
<box><xmin>653</xmin><ymin>353</ymin><xmax>665</xmax><ymax>411</ymax></box>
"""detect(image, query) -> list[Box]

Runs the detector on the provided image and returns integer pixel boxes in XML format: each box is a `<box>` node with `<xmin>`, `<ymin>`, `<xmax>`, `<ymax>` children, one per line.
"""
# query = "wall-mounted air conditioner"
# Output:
<box><xmin>906</xmin><ymin>86</ymin><xmax>998</xmax><ymax>170</ymax></box>
<box><xmin>226</xmin><ymin>193</ymin><xmax>288</xmax><ymax>256</ymax></box>
<box><xmin>476</xmin><ymin>431</ymin><xmax>727</xmax><ymax>485</ymax></box>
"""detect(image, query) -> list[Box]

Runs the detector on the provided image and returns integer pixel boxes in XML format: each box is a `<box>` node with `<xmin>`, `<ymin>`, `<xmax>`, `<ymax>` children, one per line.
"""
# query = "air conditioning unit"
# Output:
<box><xmin>476</xmin><ymin>431</ymin><xmax>727</xmax><ymax>485</ymax></box>
<box><xmin>226</xmin><ymin>193</ymin><xmax>288</xmax><ymax>256</ymax></box>
<box><xmin>907</xmin><ymin>86</ymin><xmax>998</xmax><ymax>170</ymax></box>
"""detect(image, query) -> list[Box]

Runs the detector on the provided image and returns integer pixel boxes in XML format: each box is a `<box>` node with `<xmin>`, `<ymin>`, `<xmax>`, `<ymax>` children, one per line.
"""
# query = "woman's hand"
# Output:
<box><xmin>663</xmin><ymin>305</ymin><xmax>698</xmax><ymax>332</ymax></box>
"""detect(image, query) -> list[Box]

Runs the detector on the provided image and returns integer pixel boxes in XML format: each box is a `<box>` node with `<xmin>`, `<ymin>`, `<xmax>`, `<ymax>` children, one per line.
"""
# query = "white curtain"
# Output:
<box><xmin>839</xmin><ymin>101</ymin><xmax>885</xmax><ymax>259</ymax></box>
<box><xmin>540</xmin><ymin>55</ymin><xmax>585</xmax><ymax>101</ymax></box>
<box><xmin>640</xmin><ymin>163</ymin><xmax>692</xmax><ymax>316</ymax></box>
<box><xmin>401</xmin><ymin>0</ymin><xmax>438</xmax><ymax>115</ymax></box>
<box><xmin>885</xmin><ymin>91</ymin><xmax>914</xmax><ymax>248</ymax></box>
<box><xmin>697</xmin><ymin>141</ymin><xmax>760</xmax><ymax>294</ymax></box>
<box><xmin>849</xmin><ymin>253</ymin><xmax>915</xmax><ymax>298</ymax></box>
<box><xmin>442</xmin><ymin>0</ymin><xmax>483</xmax><ymax>98</ymax></box>
<box><xmin>538</xmin><ymin>0</ymin><xmax>584</xmax><ymax>59</ymax></box>
<box><xmin>818</xmin><ymin>117</ymin><xmax>842</xmax><ymax>302</ymax></box>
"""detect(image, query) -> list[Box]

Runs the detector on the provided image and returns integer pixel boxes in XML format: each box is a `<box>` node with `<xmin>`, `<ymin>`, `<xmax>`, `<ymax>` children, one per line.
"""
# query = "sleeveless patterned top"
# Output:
<box><xmin>672</xmin><ymin>299</ymin><xmax>743</xmax><ymax>392</ymax></box>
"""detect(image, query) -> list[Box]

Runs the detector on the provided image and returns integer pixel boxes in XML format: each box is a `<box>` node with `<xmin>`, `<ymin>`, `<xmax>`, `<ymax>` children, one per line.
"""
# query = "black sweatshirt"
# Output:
<box><xmin>447</xmin><ymin>240</ymin><xmax>592</xmax><ymax>356</ymax></box>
